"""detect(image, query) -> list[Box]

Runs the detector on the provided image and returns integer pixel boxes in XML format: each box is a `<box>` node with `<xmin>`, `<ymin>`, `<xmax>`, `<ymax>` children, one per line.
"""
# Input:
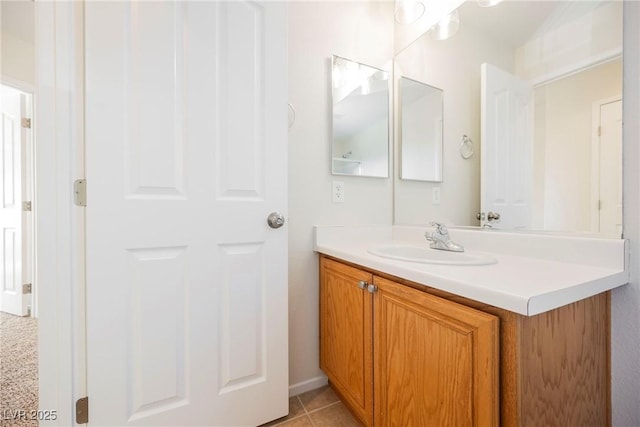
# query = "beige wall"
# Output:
<box><xmin>534</xmin><ymin>59</ymin><xmax>622</xmax><ymax>232</ymax></box>
<box><xmin>287</xmin><ymin>1</ymin><xmax>394</xmax><ymax>393</ymax></box>
<box><xmin>1</xmin><ymin>1</ymin><xmax>35</xmax><ymax>85</ymax></box>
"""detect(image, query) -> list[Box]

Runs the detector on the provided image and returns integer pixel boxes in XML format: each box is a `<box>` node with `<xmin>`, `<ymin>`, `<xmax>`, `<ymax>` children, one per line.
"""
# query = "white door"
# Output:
<box><xmin>480</xmin><ymin>63</ymin><xmax>534</xmax><ymax>229</ymax></box>
<box><xmin>85</xmin><ymin>2</ymin><xmax>288</xmax><ymax>426</ymax></box>
<box><xmin>596</xmin><ymin>98</ymin><xmax>623</xmax><ymax>234</ymax></box>
<box><xmin>0</xmin><ymin>84</ymin><xmax>30</xmax><ymax>316</ymax></box>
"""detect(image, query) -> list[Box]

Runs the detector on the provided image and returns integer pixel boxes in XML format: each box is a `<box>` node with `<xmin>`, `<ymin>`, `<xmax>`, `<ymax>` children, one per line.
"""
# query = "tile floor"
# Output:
<box><xmin>260</xmin><ymin>385</ymin><xmax>361</xmax><ymax>427</ymax></box>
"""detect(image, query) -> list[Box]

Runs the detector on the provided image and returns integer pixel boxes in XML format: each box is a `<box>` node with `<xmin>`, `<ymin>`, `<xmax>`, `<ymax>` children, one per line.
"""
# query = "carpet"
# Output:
<box><xmin>0</xmin><ymin>312</ymin><xmax>38</xmax><ymax>427</ymax></box>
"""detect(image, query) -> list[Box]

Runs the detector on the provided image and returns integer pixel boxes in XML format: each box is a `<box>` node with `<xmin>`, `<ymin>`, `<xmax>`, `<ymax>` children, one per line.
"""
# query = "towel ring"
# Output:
<box><xmin>288</xmin><ymin>103</ymin><xmax>296</xmax><ymax>129</ymax></box>
<box><xmin>460</xmin><ymin>134</ymin><xmax>474</xmax><ymax>159</ymax></box>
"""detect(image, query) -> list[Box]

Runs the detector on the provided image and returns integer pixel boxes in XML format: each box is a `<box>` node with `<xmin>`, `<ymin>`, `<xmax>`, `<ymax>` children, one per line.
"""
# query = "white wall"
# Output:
<box><xmin>394</xmin><ymin>22</ymin><xmax>514</xmax><ymax>226</ymax></box>
<box><xmin>1</xmin><ymin>0</ymin><xmax>35</xmax><ymax>85</ymax></box>
<box><xmin>287</xmin><ymin>1</ymin><xmax>394</xmax><ymax>393</ymax></box>
<box><xmin>613</xmin><ymin>2</ymin><xmax>640</xmax><ymax>425</ymax></box>
<box><xmin>401</xmin><ymin>88</ymin><xmax>442</xmax><ymax>181</ymax></box>
<box><xmin>335</xmin><ymin>118</ymin><xmax>389</xmax><ymax>177</ymax></box>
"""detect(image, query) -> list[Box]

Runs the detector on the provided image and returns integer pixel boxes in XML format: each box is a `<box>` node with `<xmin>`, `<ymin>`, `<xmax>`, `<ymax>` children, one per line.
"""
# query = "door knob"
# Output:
<box><xmin>267</xmin><ymin>212</ymin><xmax>285</xmax><ymax>229</ymax></box>
<box><xmin>487</xmin><ymin>211</ymin><xmax>501</xmax><ymax>221</ymax></box>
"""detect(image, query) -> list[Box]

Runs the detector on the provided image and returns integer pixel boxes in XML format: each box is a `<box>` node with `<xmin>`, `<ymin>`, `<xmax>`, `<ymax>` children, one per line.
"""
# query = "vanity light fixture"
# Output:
<box><xmin>430</xmin><ymin>9</ymin><xmax>459</xmax><ymax>41</ymax></box>
<box><xmin>394</xmin><ymin>0</ymin><xmax>425</xmax><ymax>24</ymax></box>
<box><xmin>477</xmin><ymin>0</ymin><xmax>503</xmax><ymax>7</ymax></box>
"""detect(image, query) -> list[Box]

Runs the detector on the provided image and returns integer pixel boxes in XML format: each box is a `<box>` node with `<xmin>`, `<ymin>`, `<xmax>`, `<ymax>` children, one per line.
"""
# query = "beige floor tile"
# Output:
<box><xmin>297</xmin><ymin>385</ymin><xmax>339</xmax><ymax>412</ymax></box>
<box><xmin>277</xmin><ymin>416</ymin><xmax>314</xmax><ymax>426</ymax></box>
<box><xmin>259</xmin><ymin>397</ymin><xmax>306</xmax><ymax>426</ymax></box>
<box><xmin>308</xmin><ymin>402</ymin><xmax>362</xmax><ymax>427</ymax></box>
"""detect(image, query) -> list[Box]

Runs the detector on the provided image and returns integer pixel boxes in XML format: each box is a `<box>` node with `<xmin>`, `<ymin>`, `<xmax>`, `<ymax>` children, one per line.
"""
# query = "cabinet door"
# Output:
<box><xmin>373</xmin><ymin>276</ymin><xmax>499</xmax><ymax>427</ymax></box>
<box><xmin>320</xmin><ymin>257</ymin><xmax>373</xmax><ymax>426</ymax></box>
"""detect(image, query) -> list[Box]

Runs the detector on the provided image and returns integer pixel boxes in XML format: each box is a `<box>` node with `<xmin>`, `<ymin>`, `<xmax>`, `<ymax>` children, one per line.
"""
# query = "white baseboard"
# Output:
<box><xmin>289</xmin><ymin>375</ymin><xmax>328</xmax><ymax>397</ymax></box>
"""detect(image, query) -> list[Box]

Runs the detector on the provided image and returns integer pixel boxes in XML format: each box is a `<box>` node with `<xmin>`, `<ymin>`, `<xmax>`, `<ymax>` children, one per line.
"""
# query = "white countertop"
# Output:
<box><xmin>314</xmin><ymin>225</ymin><xmax>629</xmax><ymax>316</ymax></box>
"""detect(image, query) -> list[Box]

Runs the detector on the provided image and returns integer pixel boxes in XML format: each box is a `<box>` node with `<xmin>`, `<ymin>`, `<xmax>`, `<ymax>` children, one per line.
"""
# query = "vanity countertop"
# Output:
<box><xmin>314</xmin><ymin>225</ymin><xmax>629</xmax><ymax>316</ymax></box>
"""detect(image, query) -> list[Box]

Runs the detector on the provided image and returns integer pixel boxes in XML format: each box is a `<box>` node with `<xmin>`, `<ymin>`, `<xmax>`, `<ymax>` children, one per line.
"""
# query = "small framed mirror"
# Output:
<box><xmin>331</xmin><ymin>55</ymin><xmax>389</xmax><ymax>178</ymax></box>
<box><xmin>399</xmin><ymin>77</ymin><xmax>444</xmax><ymax>182</ymax></box>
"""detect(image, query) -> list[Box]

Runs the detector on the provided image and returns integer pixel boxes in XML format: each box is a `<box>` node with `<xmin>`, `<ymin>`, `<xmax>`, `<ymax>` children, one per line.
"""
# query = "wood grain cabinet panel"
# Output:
<box><xmin>320</xmin><ymin>256</ymin><xmax>498</xmax><ymax>427</ymax></box>
<box><xmin>373</xmin><ymin>276</ymin><xmax>499</xmax><ymax>427</ymax></box>
<box><xmin>319</xmin><ymin>257</ymin><xmax>374</xmax><ymax>426</ymax></box>
<box><xmin>518</xmin><ymin>293</ymin><xmax>610</xmax><ymax>427</ymax></box>
<box><xmin>319</xmin><ymin>255</ymin><xmax>611</xmax><ymax>427</ymax></box>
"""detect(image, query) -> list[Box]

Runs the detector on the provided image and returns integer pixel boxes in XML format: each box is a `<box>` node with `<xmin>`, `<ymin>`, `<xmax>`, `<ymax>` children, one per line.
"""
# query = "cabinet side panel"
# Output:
<box><xmin>519</xmin><ymin>292</ymin><xmax>610</xmax><ymax>426</ymax></box>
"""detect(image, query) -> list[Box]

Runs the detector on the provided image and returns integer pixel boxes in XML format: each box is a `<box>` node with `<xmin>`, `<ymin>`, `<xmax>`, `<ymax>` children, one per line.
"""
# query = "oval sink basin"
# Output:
<box><xmin>368</xmin><ymin>244</ymin><xmax>497</xmax><ymax>266</ymax></box>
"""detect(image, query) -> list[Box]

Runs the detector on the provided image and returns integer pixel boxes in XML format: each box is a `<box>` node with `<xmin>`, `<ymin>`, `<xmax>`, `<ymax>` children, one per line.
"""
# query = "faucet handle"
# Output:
<box><xmin>430</xmin><ymin>221</ymin><xmax>448</xmax><ymax>235</ymax></box>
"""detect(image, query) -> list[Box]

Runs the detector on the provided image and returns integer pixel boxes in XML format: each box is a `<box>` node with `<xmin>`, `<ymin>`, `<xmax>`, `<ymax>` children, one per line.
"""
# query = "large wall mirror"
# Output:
<box><xmin>331</xmin><ymin>55</ymin><xmax>390</xmax><ymax>178</ymax></box>
<box><xmin>394</xmin><ymin>0</ymin><xmax>622</xmax><ymax>237</ymax></box>
<box><xmin>399</xmin><ymin>77</ymin><xmax>444</xmax><ymax>182</ymax></box>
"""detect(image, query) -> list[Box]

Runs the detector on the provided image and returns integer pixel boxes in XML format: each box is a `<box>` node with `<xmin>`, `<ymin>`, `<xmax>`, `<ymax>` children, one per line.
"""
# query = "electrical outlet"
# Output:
<box><xmin>332</xmin><ymin>181</ymin><xmax>345</xmax><ymax>203</ymax></box>
<box><xmin>432</xmin><ymin>187</ymin><xmax>441</xmax><ymax>205</ymax></box>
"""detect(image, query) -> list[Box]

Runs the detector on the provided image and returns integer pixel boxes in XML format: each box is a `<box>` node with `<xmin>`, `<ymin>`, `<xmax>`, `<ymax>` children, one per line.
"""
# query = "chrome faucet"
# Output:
<box><xmin>424</xmin><ymin>222</ymin><xmax>464</xmax><ymax>252</ymax></box>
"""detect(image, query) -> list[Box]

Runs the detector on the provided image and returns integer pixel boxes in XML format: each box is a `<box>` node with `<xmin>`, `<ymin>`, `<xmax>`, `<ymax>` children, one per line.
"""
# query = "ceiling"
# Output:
<box><xmin>457</xmin><ymin>0</ymin><xmax>607</xmax><ymax>49</ymax></box>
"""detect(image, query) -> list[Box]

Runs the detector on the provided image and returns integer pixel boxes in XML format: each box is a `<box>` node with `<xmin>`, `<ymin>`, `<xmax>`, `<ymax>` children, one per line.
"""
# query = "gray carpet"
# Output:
<box><xmin>0</xmin><ymin>312</ymin><xmax>38</xmax><ymax>427</ymax></box>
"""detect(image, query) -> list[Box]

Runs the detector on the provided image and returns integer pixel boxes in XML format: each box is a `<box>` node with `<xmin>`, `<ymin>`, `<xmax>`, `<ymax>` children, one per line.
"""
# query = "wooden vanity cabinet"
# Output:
<box><xmin>320</xmin><ymin>256</ymin><xmax>499</xmax><ymax>427</ymax></box>
<box><xmin>319</xmin><ymin>255</ymin><xmax>610</xmax><ymax>427</ymax></box>
<box><xmin>319</xmin><ymin>256</ymin><xmax>374</xmax><ymax>425</ymax></box>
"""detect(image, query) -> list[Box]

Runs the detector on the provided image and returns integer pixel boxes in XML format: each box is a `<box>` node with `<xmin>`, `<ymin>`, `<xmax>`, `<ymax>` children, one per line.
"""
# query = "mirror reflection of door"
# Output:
<box><xmin>594</xmin><ymin>97</ymin><xmax>623</xmax><ymax>235</ymax></box>
<box><xmin>480</xmin><ymin>63</ymin><xmax>533</xmax><ymax>230</ymax></box>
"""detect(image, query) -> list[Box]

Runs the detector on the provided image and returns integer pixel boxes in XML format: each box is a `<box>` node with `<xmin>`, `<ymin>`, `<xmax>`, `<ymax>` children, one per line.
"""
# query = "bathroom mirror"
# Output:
<box><xmin>399</xmin><ymin>77</ymin><xmax>443</xmax><ymax>182</ymax></box>
<box><xmin>393</xmin><ymin>0</ymin><xmax>623</xmax><ymax>237</ymax></box>
<box><xmin>331</xmin><ymin>55</ymin><xmax>390</xmax><ymax>177</ymax></box>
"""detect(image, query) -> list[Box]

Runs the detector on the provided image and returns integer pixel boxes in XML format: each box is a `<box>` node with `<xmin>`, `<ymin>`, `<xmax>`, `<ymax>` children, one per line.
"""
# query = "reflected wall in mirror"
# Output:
<box><xmin>393</xmin><ymin>0</ymin><xmax>622</xmax><ymax>237</ymax></box>
<box><xmin>332</xmin><ymin>55</ymin><xmax>389</xmax><ymax>177</ymax></box>
<box><xmin>399</xmin><ymin>77</ymin><xmax>444</xmax><ymax>182</ymax></box>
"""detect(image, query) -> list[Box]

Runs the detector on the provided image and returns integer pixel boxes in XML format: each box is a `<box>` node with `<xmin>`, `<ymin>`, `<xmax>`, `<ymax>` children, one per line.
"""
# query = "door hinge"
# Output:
<box><xmin>22</xmin><ymin>283</ymin><xmax>32</xmax><ymax>294</ymax></box>
<box><xmin>76</xmin><ymin>396</ymin><xmax>89</xmax><ymax>424</ymax></box>
<box><xmin>74</xmin><ymin>179</ymin><xmax>87</xmax><ymax>207</ymax></box>
<box><xmin>21</xmin><ymin>118</ymin><xmax>31</xmax><ymax>129</ymax></box>
<box><xmin>598</xmin><ymin>126</ymin><xmax>602</xmax><ymax>137</ymax></box>
<box><xmin>23</xmin><ymin>201</ymin><xmax>32</xmax><ymax>212</ymax></box>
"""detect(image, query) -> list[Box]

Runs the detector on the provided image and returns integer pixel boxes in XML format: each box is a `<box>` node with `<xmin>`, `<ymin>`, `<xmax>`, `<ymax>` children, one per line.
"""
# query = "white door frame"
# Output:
<box><xmin>35</xmin><ymin>2</ymin><xmax>86</xmax><ymax>425</ymax></box>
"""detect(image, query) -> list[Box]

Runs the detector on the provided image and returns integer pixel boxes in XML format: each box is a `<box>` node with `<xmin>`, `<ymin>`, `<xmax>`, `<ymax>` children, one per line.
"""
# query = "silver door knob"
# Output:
<box><xmin>267</xmin><ymin>212</ymin><xmax>285</xmax><ymax>229</ymax></box>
